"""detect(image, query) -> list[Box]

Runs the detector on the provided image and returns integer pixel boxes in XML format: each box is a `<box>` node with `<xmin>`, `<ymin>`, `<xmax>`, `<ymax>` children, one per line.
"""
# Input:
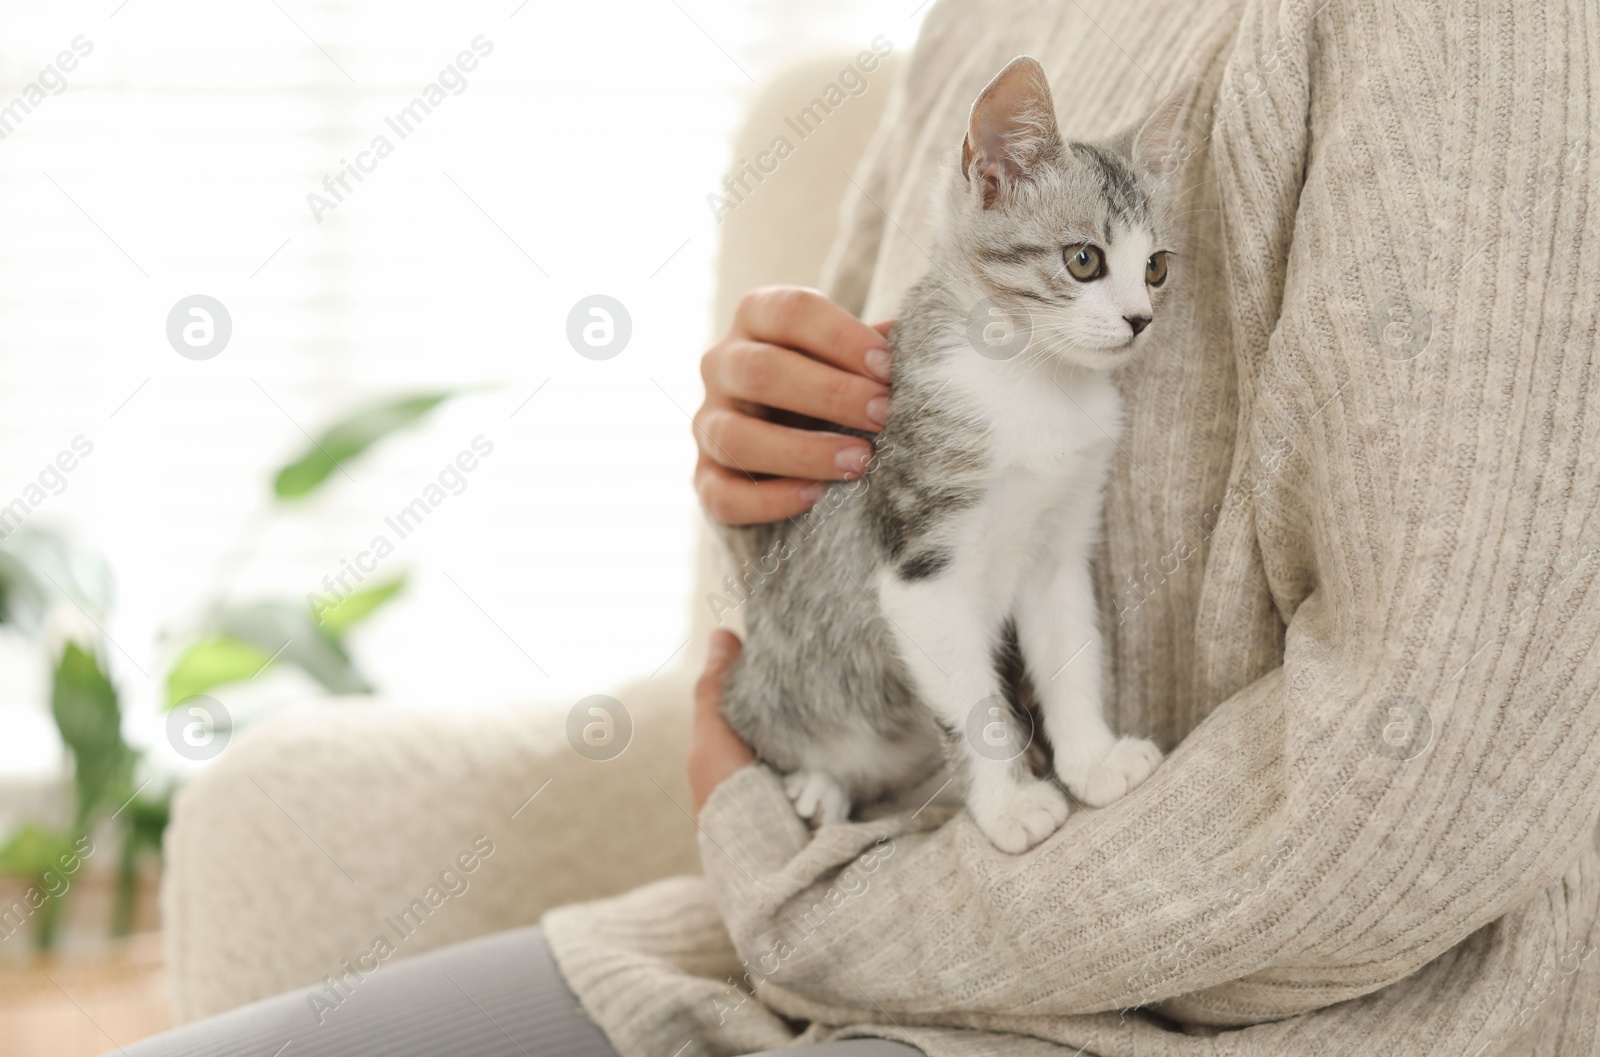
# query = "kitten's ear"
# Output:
<box><xmin>962</xmin><ymin>56</ymin><xmax>1061</xmax><ymax>208</ymax></box>
<box><xmin>1128</xmin><ymin>79</ymin><xmax>1194</xmax><ymax>177</ymax></box>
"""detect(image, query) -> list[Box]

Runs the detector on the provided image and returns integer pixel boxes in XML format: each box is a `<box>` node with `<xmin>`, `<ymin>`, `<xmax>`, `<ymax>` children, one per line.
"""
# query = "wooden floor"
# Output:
<box><xmin>0</xmin><ymin>932</ymin><xmax>171</xmax><ymax>1057</ymax></box>
<box><xmin>0</xmin><ymin>859</ymin><xmax>171</xmax><ymax>1057</ymax></box>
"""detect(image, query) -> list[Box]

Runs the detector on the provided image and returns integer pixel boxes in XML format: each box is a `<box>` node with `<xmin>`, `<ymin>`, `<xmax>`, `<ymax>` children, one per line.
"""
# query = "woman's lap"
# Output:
<box><xmin>119</xmin><ymin>926</ymin><xmax>920</xmax><ymax>1057</ymax></box>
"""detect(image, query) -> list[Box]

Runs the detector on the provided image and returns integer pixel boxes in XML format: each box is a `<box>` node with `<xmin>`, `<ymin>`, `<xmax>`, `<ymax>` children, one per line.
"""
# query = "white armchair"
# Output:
<box><xmin>160</xmin><ymin>52</ymin><xmax>895</xmax><ymax>1023</ymax></box>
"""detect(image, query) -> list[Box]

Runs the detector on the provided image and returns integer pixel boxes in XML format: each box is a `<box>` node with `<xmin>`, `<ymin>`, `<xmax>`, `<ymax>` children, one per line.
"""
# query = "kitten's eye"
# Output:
<box><xmin>1146</xmin><ymin>251</ymin><xmax>1170</xmax><ymax>287</ymax></box>
<box><xmin>1063</xmin><ymin>244</ymin><xmax>1104</xmax><ymax>281</ymax></box>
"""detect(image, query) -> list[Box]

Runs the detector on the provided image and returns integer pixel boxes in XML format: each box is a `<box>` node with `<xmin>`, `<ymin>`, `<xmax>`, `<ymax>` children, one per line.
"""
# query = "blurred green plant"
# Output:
<box><xmin>163</xmin><ymin>595</ymin><xmax>390</xmax><ymax>707</ymax></box>
<box><xmin>165</xmin><ymin>389</ymin><xmax>455</xmax><ymax>707</ymax></box>
<box><xmin>0</xmin><ymin>543</ymin><xmax>149</xmax><ymax>950</ymax></box>
<box><xmin>0</xmin><ymin>822</ymin><xmax>88</xmax><ymax>949</ymax></box>
<box><xmin>0</xmin><ymin>390</ymin><xmax>457</xmax><ymax>950</ymax></box>
<box><xmin>273</xmin><ymin>391</ymin><xmax>457</xmax><ymax>498</ymax></box>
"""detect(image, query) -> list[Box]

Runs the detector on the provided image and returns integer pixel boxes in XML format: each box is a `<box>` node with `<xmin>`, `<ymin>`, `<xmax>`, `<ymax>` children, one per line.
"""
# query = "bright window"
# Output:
<box><xmin>0</xmin><ymin>1</ymin><xmax>926</xmax><ymax>787</ymax></box>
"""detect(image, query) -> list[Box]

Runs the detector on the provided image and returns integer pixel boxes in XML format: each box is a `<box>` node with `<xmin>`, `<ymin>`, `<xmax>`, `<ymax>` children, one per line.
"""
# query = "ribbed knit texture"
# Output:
<box><xmin>543</xmin><ymin>0</ymin><xmax>1600</xmax><ymax>1054</ymax></box>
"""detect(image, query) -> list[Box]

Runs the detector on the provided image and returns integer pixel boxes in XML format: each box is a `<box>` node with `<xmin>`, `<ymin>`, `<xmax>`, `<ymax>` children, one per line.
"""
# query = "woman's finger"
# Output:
<box><xmin>694</xmin><ymin>458</ymin><xmax>824</xmax><ymax>526</ymax></box>
<box><xmin>693</xmin><ymin>406</ymin><xmax>873</xmax><ymax>482</ymax></box>
<box><xmin>694</xmin><ymin>629</ymin><xmax>743</xmax><ymax>716</ymax></box>
<box><xmin>735</xmin><ymin>286</ymin><xmax>893</xmax><ymax>382</ymax></box>
<box><xmin>714</xmin><ymin>340</ymin><xmax>890</xmax><ymax>433</ymax></box>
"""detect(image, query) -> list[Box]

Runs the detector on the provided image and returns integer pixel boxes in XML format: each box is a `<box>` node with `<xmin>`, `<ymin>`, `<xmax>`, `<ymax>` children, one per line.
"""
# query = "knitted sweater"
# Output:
<box><xmin>543</xmin><ymin>0</ymin><xmax>1600</xmax><ymax>1053</ymax></box>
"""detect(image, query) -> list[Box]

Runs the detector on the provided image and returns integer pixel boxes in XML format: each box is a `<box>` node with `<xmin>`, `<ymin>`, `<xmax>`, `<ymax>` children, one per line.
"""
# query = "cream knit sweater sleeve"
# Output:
<box><xmin>697</xmin><ymin>0</ymin><xmax>1600</xmax><ymax>1032</ymax></box>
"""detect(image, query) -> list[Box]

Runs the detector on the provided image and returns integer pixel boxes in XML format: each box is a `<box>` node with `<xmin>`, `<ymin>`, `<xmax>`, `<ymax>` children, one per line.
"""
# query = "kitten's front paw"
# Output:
<box><xmin>974</xmin><ymin>780</ymin><xmax>1070</xmax><ymax>854</ymax></box>
<box><xmin>1058</xmin><ymin>737</ymin><xmax>1163</xmax><ymax>807</ymax></box>
<box><xmin>783</xmin><ymin>770</ymin><xmax>851</xmax><ymax>825</ymax></box>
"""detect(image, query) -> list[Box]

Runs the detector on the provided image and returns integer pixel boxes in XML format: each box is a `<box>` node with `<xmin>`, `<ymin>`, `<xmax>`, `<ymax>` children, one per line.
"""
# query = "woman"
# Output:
<box><xmin>127</xmin><ymin>0</ymin><xmax>1600</xmax><ymax>1054</ymax></box>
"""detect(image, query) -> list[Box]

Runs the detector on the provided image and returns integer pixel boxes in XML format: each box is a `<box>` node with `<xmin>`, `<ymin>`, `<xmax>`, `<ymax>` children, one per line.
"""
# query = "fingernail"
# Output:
<box><xmin>799</xmin><ymin>482</ymin><xmax>826</xmax><ymax>504</ymax></box>
<box><xmin>864</xmin><ymin>347</ymin><xmax>892</xmax><ymax>382</ymax></box>
<box><xmin>866</xmin><ymin>396</ymin><xmax>890</xmax><ymax>429</ymax></box>
<box><xmin>835</xmin><ymin>445</ymin><xmax>872</xmax><ymax>478</ymax></box>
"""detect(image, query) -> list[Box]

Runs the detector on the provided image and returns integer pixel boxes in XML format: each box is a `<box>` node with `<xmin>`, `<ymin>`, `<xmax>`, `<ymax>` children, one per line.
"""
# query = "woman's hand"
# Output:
<box><xmin>694</xmin><ymin>286</ymin><xmax>893</xmax><ymax>525</ymax></box>
<box><xmin>688</xmin><ymin>630</ymin><xmax>756</xmax><ymax>816</ymax></box>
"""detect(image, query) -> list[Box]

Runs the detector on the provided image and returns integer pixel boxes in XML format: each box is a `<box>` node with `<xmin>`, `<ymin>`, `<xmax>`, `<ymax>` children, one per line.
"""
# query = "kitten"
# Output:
<box><xmin>718</xmin><ymin>56</ymin><xmax>1184</xmax><ymax>853</ymax></box>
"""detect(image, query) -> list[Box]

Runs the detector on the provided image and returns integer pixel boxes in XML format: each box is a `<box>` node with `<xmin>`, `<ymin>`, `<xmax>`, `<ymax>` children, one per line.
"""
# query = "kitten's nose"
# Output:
<box><xmin>1125</xmin><ymin>315</ymin><xmax>1151</xmax><ymax>337</ymax></box>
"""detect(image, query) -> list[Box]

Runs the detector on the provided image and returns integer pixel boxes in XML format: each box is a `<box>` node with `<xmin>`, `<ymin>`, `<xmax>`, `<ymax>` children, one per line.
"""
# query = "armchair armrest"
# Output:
<box><xmin>162</xmin><ymin>674</ymin><xmax>697</xmax><ymax>1022</ymax></box>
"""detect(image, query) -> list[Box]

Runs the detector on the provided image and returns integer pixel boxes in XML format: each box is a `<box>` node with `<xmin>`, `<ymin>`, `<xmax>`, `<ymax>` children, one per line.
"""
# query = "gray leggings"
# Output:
<box><xmin>119</xmin><ymin>927</ymin><xmax>920</xmax><ymax>1057</ymax></box>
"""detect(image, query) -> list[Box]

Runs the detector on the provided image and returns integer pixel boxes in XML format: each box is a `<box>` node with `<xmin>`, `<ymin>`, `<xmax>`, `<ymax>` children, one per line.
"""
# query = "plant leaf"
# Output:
<box><xmin>0</xmin><ymin>824</ymin><xmax>76</xmax><ymax>877</ymax></box>
<box><xmin>165</xmin><ymin>602</ymin><xmax>377</xmax><ymax>706</ymax></box>
<box><xmin>51</xmin><ymin>642</ymin><xmax>133</xmax><ymax>829</ymax></box>
<box><xmin>272</xmin><ymin>392</ymin><xmax>456</xmax><ymax>499</ymax></box>
<box><xmin>213</xmin><ymin>602</ymin><xmax>372</xmax><ymax>695</ymax></box>
<box><xmin>0</xmin><ymin>527</ymin><xmax>114</xmax><ymax>634</ymax></box>
<box><xmin>165</xmin><ymin>636</ymin><xmax>273</xmax><ymax>709</ymax></box>
<box><xmin>311</xmin><ymin>574</ymin><xmax>407</xmax><ymax>637</ymax></box>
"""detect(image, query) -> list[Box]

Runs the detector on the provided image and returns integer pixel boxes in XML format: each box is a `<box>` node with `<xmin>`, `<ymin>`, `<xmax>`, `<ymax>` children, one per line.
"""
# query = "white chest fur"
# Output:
<box><xmin>931</xmin><ymin>343</ymin><xmax>1122</xmax><ymax>574</ymax></box>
